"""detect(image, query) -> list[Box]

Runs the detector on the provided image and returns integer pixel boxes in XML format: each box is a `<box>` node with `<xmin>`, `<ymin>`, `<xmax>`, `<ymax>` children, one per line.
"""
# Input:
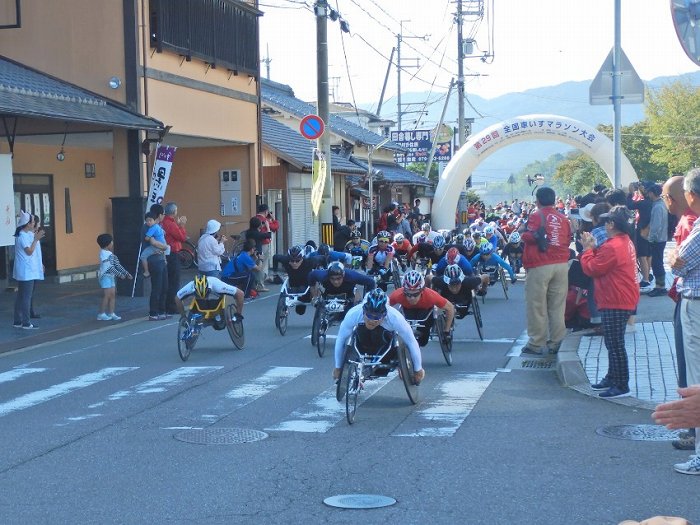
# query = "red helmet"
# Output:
<box><xmin>446</xmin><ymin>247</ymin><xmax>460</xmax><ymax>265</ymax></box>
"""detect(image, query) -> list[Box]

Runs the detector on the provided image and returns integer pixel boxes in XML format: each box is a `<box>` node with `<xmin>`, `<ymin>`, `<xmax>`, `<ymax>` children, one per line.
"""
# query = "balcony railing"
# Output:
<box><xmin>150</xmin><ymin>0</ymin><xmax>260</xmax><ymax>76</ymax></box>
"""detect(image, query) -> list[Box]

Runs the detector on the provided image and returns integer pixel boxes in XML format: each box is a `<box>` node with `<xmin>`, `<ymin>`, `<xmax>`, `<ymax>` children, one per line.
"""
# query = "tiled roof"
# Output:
<box><xmin>349</xmin><ymin>158</ymin><xmax>433</xmax><ymax>187</ymax></box>
<box><xmin>262</xmin><ymin>114</ymin><xmax>366</xmax><ymax>174</ymax></box>
<box><xmin>261</xmin><ymin>78</ymin><xmax>404</xmax><ymax>152</ymax></box>
<box><xmin>0</xmin><ymin>55</ymin><xmax>163</xmax><ymax>130</ymax></box>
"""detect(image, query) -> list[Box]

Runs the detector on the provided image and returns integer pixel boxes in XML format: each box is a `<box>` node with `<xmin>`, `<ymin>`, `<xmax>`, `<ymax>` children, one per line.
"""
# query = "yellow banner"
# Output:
<box><xmin>311</xmin><ymin>148</ymin><xmax>326</xmax><ymax>216</ymax></box>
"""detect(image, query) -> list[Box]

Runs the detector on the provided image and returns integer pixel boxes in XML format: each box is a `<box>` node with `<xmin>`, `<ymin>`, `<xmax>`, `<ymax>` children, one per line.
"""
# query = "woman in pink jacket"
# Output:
<box><xmin>580</xmin><ymin>206</ymin><xmax>640</xmax><ymax>399</ymax></box>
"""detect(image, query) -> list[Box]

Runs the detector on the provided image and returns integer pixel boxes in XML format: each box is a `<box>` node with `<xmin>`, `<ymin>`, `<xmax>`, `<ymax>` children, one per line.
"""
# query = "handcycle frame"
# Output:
<box><xmin>177</xmin><ymin>293</ymin><xmax>244</xmax><ymax>361</ymax></box>
<box><xmin>336</xmin><ymin>327</ymin><xmax>419</xmax><ymax>424</ymax></box>
<box><xmin>479</xmin><ymin>265</ymin><xmax>509</xmax><ymax>303</ymax></box>
<box><xmin>275</xmin><ymin>279</ymin><xmax>311</xmax><ymax>336</ymax></box>
<box><xmin>453</xmin><ymin>289</ymin><xmax>483</xmax><ymax>341</ymax></box>
<box><xmin>311</xmin><ymin>293</ymin><xmax>352</xmax><ymax>357</ymax></box>
<box><xmin>401</xmin><ymin>306</ymin><xmax>453</xmax><ymax>366</ymax></box>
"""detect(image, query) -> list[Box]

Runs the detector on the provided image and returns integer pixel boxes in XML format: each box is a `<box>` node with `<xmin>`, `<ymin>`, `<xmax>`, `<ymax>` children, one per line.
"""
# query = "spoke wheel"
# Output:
<box><xmin>225</xmin><ymin>304</ymin><xmax>245</xmax><ymax>350</ymax></box>
<box><xmin>318</xmin><ymin>334</ymin><xmax>328</xmax><ymax>358</ymax></box>
<box><xmin>311</xmin><ymin>304</ymin><xmax>323</xmax><ymax>347</ymax></box>
<box><xmin>472</xmin><ymin>294</ymin><xmax>484</xmax><ymax>340</ymax></box>
<box><xmin>336</xmin><ymin>347</ymin><xmax>353</xmax><ymax>402</ymax></box>
<box><xmin>500</xmin><ymin>267</ymin><xmax>509</xmax><ymax>300</ymax></box>
<box><xmin>177</xmin><ymin>316</ymin><xmax>192</xmax><ymax>361</ymax></box>
<box><xmin>275</xmin><ymin>293</ymin><xmax>288</xmax><ymax>335</ymax></box>
<box><xmin>177</xmin><ymin>248</ymin><xmax>195</xmax><ymax>270</ymax></box>
<box><xmin>345</xmin><ymin>364</ymin><xmax>360</xmax><ymax>424</ymax></box>
<box><xmin>435</xmin><ymin>314</ymin><xmax>453</xmax><ymax>366</ymax></box>
<box><xmin>398</xmin><ymin>341</ymin><xmax>419</xmax><ymax>405</ymax></box>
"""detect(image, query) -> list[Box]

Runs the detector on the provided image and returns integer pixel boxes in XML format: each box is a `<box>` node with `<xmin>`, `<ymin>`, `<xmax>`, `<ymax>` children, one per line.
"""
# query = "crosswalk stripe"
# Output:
<box><xmin>225</xmin><ymin>366</ymin><xmax>311</xmax><ymax>403</ymax></box>
<box><xmin>265</xmin><ymin>373</ymin><xmax>396</xmax><ymax>433</ymax></box>
<box><xmin>0</xmin><ymin>368</ymin><xmax>47</xmax><ymax>384</ymax></box>
<box><xmin>392</xmin><ymin>372</ymin><xmax>497</xmax><ymax>437</ymax></box>
<box><xmin>0</xmin><ymin>367</ymin><xmax>137</xmax><ymax>418</ymax></box>
<box><xmin>104</xmin><ymin>367</ymin><xmax>222</xmax><ymax>403</ymax></box>
<box><xmin>452</xmin><ymin>338</ymin><xmax>515</xmax><ymax>344</ymax></box>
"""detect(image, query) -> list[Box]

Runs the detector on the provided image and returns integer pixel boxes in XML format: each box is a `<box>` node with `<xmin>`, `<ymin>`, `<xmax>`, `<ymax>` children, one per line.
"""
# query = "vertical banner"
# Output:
<box><xmin>310</xmin><ymin>148</ymin><xmax>326</xmax><ymax>216</ymax></box>
<box><xmin>0</xmin><ymin>154</ymin><xmax>15</xmax><ymax>247</ymax></box>
<box><xmin>147</xmin><ymin>145</ymin><xmax>177</xmax><ymax>209</ymax></box>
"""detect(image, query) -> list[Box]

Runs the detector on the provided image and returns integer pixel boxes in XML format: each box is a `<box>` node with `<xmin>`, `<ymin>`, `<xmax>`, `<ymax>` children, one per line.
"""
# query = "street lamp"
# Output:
<box><xmin>367</xmin><ymin>137</ymin><xmax>391</xmax><ymax>236</ymax></box>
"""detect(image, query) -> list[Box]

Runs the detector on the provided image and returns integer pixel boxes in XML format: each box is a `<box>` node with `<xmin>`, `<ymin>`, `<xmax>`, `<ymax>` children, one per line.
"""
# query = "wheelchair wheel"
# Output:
<box><xmin>345</xmin><ymin>363</ymin><xmax>360</xmax><ymax>424</ymax></box>
<box><xmin>471</xmin><ymin>294</ymin><xmax>484</xmax><ymax>340</ymax></box>
<box><xmin>318</xmin><ymin>334</ymin><xmax>328</xmax><ymax>358</ymax></box>
<box><xmin>398</xmin><ymin>341</ymin><xmax>419</xmax><ymax>405</ymax></box>
<box><xmin>275</xmin><ymin>293</ymin><xmax>288</xmax><ymax>335</ymax></box>
<box><xmin>435</xmin><ymin>313</ymin><xmax>453</xmax><ymax>366</ymax></box>
<box><xmin>311</xmin><ymin>303</ymin><xmax>323</xmax><ymax>347</ymax></box>
<box><xmin>499</xmin><ymin>267</ymin><xmax>509</xmax><ymax>300</ymax></box>
<box><xmin>391</xmin><ymin>262</ymin><xmax>402</xmax><ymax>289</ymax></box>
<box><xmin>225</xmin><ymin>304</ymin><xmax>245</xmax><ymax>350</ymax></box>
<box><xmin>336</xmin><ymin>346</ymin><xmax>352</xmax><ymax>402</ymax></box>
<box><xmin>177</xmin><ymin>316</ymin><xmax>193</xmax><ymax>361</ymax></box>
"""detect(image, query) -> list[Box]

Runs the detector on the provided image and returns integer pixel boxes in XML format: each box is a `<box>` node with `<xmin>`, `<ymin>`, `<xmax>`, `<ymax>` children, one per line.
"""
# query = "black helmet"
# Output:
<box><xmin>350</xmin><ymin>230</ymin><xmax>362</xmax><ymax>240</ymax></box>
<box><xmin>317</xmin><ymin>243</ymin><xmax>330</xmax><ymax>256</ymax></box>
<box><xmin>327</xmin><ymin>261</ymin><xmax>345</xmax><ymax>277</ymax></box>
<box><xmin>288</xmin><ymin>245</ymin><xmax>304</xmax><ymax>261</ymax></box>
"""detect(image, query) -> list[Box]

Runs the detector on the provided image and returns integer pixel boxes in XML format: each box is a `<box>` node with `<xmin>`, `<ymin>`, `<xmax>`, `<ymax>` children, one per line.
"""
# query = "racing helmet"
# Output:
<box><xmin>402</xmin><ymin>270</ymin><xmax>425</xmax><ymax>292</ymax></box>
<box><xmin>350</xmin><ymin>230</ymin><xmax>362</xmax><ymax>240</ymax></box>
<box><xmin>194</xmin><ymin>274</ymin><xmax>209</xmax><ymax>299</ymax></box>
<box><xmin>454</xmin><ymin>233</ymin><xmax>465</xmax><ymax>245</ymax></box>
<box><xmin>288</xmin><ymin>244</ymin><xmax>304</xmax><ymax>261</ymax></box>
<box><xmin>480</xmin><ymin>243</ymin><xmax>494</xmax><ymax>255</ymax></box>
<box><xmin>327</xmin><ymin>261</ymin><xmax>345</xmax><ymax>277</ymax></box>
<box><xmin>509</xmin><ymin>232</ymin><xmax>521</xmax><ymax>244</ymax></box>
<box><xmin>432</xmin><ymin>235</ymin><xmax>446</xmax><ymax>249</ymax></box>
<box><xmin>464</xmin><ymin>238</ymin><xmax>476</xmax><ymax>252</ymax></box>
<box><xmin>446</xmin><ymin>247</ymin><xmax>461</xmax><ymax>265</ymax></box>
<box><xmin>421</xmin><ymin>222</ymin><xmax>431</xmax><ymax>232</ymax></box>
<box><xmin>483</xmin><ymin>225</ymin><xmax>495</xmax><ymax>235</ymax></box>
<box><xmin>317</xmin><ymin>243</ymin><xmax>331</xmax><ymax>256</ymax></box>
<box><xmin>302</xmin><ymin>245</ymin><xmax>315</xmax><ymax>258</ymax></box>
<box><xmin>363</xmin><ymin>289</ymin><xmax>388</xmax><ymax>319</ymax></box>
<box><xmin>376</xmin><ymin>230</ymin><xmax>391</xmax><ymax>242</ymax></box>
<box><xmin>443</xmin><ymin>264</ymin><xmax>465</xmax><ymax>285</ymax></box>
<box><xmin>393</xmin><ymin>233</ymin><xmax>405</xmax><ymax>243</ymax></box>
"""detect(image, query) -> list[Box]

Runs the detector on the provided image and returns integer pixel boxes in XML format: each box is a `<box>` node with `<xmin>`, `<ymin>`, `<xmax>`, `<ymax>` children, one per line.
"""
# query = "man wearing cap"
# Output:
<box><xmin>646</xmin><ymin>184</ymin><xmax>670</xmax><ymax>297</ymax></box>
<box><xmin>255</xmin><ymin>204</ymin><xmax>279</xmax><ymax>284</ymax></box>
<box><xmin>627</xmin><ymin>181</ymin><xmax>654</xmax><ymax>291</ymax></box>
<box><xmin>197</xmin><ymin>219</ymin><xmax>226</xmax><ymax>277</ymax></box>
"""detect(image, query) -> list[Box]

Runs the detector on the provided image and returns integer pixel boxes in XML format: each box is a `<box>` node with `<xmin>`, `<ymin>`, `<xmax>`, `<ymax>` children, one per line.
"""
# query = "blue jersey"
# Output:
<box><xmin>434</xmin><ymin>254</ymin><xmax>474</xmax><ymax>276</ymax></box>
<box><xmin>470</xmin><ymin>252</ymin><xmax>515</xmax><ymax>280</ymax></box>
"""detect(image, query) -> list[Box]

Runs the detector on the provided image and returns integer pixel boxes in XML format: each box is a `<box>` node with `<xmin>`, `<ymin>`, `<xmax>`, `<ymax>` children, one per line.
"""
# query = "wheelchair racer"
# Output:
<box><xmin>389</xmin><ymin>270</ymin><xmax>455</xmax><ymax>348</ymax></box>
<box><xmin>447</xmin><ymin>233</ymin><xmax>470</xmax><ymax>258</ymax></box>
<box><xmin>333</xmin><ymin>289</ymin><xmax>425</xmax><ymax>384</ymax></box>
<box><xmin>500</xmin><ymin>231</ymin><xmax>524</xmax><ymax>274</ymax></box>
<box><xmin>412</xmin><ymin>222</ymin><xmax>438</xmax><ymax>244</ymax></box>
<box><xmin>366</xmin><ymin>230</ymin><xmax>395</xmax><ymax>291</ymax></box>
<box><xmin>470</xmin><ymin>243</ymin><xmax>517</xmax><ymax>285</ymax></box>
<box><xmin>272</xmin><ymin>245</ymin><xmax>323</xmax><ymax>314</ymax></box>
<box><xmin>344</xmin><ymin>230</ymin><xmax>371</xmax><ymax>270</ymax></box>
<box><xmin>432</xmin><ymin>264</ymin><xmax>488</xmax><ymax>318</ymax></box>
<box><xmin>433</xmin><ymin>246</ymin><xmax>475</xmax><ymax>279</ymax></box>
<box><xmin>174</xmin><ymin>274</ymin><xmax>244</xmax><ymax>322</ymax></box>
<box><xmin>408</xmin><ymin>234</ymin><xmax>447</xmax><ymax>286</ymax></box>
<box><xmin>308</xmin><ymin>261</ymin><xmax>376</xmax><ymax>316</ymax></box>
<box><xmin>307</xmin><ymin>243</ymin><xmax>352</xmax><ymax>267</ymax></box>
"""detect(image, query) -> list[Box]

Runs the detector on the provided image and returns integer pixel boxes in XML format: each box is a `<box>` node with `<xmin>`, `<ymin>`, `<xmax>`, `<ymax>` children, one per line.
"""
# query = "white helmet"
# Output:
<box><xmin>394</xmin><ymin>233</ymin><xmax>405</xmax><ymax>243</ymax></box>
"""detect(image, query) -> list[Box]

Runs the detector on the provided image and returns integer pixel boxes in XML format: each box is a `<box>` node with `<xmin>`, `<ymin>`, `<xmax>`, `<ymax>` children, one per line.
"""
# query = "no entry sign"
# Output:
<box><xmin>300</xmin><ymin>114</ymin><xmax>325</xmax><ymax>140</ymax></box>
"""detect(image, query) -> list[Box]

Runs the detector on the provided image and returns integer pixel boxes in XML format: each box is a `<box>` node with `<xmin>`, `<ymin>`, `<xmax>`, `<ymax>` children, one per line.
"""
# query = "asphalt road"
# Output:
<box><xmin>0</xmin><ymin>283</ymin><xmax>697</xmax><ymax>525</ymax></box>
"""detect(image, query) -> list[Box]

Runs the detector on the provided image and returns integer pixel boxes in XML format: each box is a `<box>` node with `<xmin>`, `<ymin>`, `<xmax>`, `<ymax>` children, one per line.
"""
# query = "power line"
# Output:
<box><xmin>335</xmin><ymin>0</ymin><xmax>361</xmax><ymax>122</ymax></box>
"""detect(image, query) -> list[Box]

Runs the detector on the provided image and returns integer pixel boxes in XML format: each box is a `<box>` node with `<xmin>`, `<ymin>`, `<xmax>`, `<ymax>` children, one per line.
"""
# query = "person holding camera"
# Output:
<box><xmin>255</xmin><ymin>204</ymin><xmax>279</xmax><ymax>284</ymax></box>
<box><xmin>197</xmin><ymin>219</ymin><xmax>226</xmax><ymax>278</ymax></box>
<box><xmin>518</xmin><ymin>187</ymin><xmax>572</xmax><ymax>356</ymax></box>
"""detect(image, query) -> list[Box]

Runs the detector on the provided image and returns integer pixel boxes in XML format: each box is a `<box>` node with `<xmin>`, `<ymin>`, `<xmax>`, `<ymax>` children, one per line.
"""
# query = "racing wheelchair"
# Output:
<box><xmin>274</xmin><ymin>279</ymin><xmax>312</xmax><ymax>336</ymax></box>
<box><xmin>311</xmin><ymin>294</ymin><xmax>352</xmax><ymax>357</ymax></box>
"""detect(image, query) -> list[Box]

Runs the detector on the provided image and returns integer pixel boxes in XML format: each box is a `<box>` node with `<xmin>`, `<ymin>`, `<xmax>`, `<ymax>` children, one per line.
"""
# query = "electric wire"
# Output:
<box><xmin>336</xmin><ymin>0</ymin><xmax>362</xmax><ymax>124</ymax></box>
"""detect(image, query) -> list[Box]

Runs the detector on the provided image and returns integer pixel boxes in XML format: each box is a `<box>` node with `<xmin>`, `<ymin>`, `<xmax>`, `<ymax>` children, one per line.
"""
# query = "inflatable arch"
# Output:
<box><xmin>431</xmin><ymin>114</ymin><xmax>639</xmax><ymax>230</ymax></box>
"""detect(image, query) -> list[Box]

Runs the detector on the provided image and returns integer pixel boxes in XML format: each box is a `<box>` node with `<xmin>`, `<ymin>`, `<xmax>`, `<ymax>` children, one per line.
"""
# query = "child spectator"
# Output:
<box><xmin>97</xmin><ymin>233</ymin><xmax>132</xmax><ymax>321</ymax></box>
<box><xmin>139</xmin><ymin>211</ymin><xmax>169</xmax><ymax>277</ymax></box>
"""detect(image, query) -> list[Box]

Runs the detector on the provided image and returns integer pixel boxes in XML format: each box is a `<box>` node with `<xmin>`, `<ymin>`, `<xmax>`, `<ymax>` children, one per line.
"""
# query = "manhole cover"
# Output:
<box><xmin>174</xmin><ymin>428</ymin><xmax>268</xmax><ymax>445</ymax></box>
<box><xmin>323</xmin><ymin>494</ymin><xmax>396</xmax><ymax>509</ymax></box>
<box><xmin>596</xmin><ymin>424</ymin><xmax>682</xmax><ymax>441</ymax></box>
<box><xmin>521</xmin><ymin>359</ymin><xmax>554</xmax><ymax>369</ymax></box>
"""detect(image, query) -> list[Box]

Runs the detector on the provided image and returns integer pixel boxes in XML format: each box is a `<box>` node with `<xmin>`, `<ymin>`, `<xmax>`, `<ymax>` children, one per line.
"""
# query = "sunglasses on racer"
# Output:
<box><xmin>404</xmin><ymin>290</ymin><xmax>422</xmax><ymax>298</ymax></box>
<box><xmin>364</xmin><ymin>311</ymin><xmax>386</xmax><ymax>321</ymax></box>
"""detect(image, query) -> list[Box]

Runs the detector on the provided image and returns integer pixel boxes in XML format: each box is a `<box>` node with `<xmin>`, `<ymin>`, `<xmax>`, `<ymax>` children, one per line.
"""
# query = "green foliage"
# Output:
<box><xmin>597</xmin><ymin>122</ymin><xmax>668</xmax><ymax>181</ymax></box>
<box><xmin>552</xmin><ymin>151</ymin><xmax>610</xmax><ymax>196</ymax></box>
<box><xmin>464</xmin><ymin>189</ymin><xmax>481</xmax><ymax>203</ymax></box>
<box><xmin>405</xmin><ymin>162</ymin><xmax>438</xmax><ymax>182</ymax></box>
<box><xmin>646</xmin><ymin>81</ymin><xmax>700</xmax><ymax>174</ymax></box>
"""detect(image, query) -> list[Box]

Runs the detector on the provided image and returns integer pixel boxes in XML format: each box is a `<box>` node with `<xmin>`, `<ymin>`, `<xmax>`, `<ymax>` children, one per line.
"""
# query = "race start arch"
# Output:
<box><xmin>431</xmin><ymin>114</ymin><xmax>639</xmax><ymax>230</ymax></box>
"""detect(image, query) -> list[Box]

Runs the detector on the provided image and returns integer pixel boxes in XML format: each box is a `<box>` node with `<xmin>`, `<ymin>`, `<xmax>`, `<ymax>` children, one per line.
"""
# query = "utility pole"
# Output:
<box><xmin>261</xmin><ymin>43</ymin><xmax>272</xmax><ymax>80</ymax></box>
<box><xmin>315</xmin><ymin>1</ymin><xmax>333</xmax><ymax>243</ymax></box>
<box><xmin>396</xmin><ymin>21</ymin><xmax>425</xmax><ymax>131</ymax></box>
<box><xmin>456</xmin><ymin>0</ymin><xmax>466</xmax><ymax>149</ymax></box>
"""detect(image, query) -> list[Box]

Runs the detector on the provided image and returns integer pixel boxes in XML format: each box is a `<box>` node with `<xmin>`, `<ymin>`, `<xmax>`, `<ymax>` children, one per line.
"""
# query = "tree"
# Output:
<box><xmin>646</xmin><ymin>81</ymin><xmax>700</xmax><ymax>174</ymax></box>
<box><xmin>406</xmin><ymin>162</ymin><xmax>438</xmax><ymax>182</ymax></box>
<box><xmin>597</xmin><ymin>122</ymin><xmax>668</xmax><ymax>181</ymax></box>
<box><xmin>553</xmin><ymin>151</ymin><xmax>610</xmax><ymax>196</ymax></box>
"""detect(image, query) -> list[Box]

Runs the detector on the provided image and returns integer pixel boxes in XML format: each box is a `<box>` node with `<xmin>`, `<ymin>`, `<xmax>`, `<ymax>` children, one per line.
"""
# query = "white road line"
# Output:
<box><xmin>0</xmin><ymin>368</ymin><xmax>47</xmax><ymax>384</ymax></box>
<box><xmin>507</xmin><ymin>330</ymin><xmax>530</xmax><ymax>357</ymax></box>
<box><xmin>225</xmin><ymin>366</ymin><xmax>311</xmax><ymax>403</ymax></box>
<box><xmin>392</xmin><ymin>372</ymin><xmax>497</xmax><ymax>437</ymax></box>
<box><xmin>303</xmin><ymin>334</ymin><xmax>338</xmax><ymax>340</ymax></box>
<box><xmin>104</xmin><ymin>367</ymin><xmax>223</xmax><ymax>402</ymax></box>
<box><xmin>266</xmin><ymin>373</ymin><xmax>396</xmax><ymax>433</ymax></box>
<box><xmin>452</xmin><ymin>338</ymin><xmax>515</xmax><ymax>344</ymax></box>
<box><xmin>0</xmin><ymin>367</ymin><xmax>137</xmax><ymax>418</ymax></box>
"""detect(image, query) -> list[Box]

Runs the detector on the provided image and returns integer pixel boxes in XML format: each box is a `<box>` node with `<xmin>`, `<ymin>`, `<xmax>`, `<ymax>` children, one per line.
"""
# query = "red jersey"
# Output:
<box><xmin>581</xmin><ymin>233</ymin><xmax>639</xmax><ymax>310</ymax></box>
<box><xmin>521</xmin><ymin>206</ymin><xmax>571</xmax><ymax>269</ymax></box>
<box><xmin>389</xmin><ymin>287</ymin><xmax>448</xmax><ymax>310</ymax></box>
<box><xmin>392</xmin><ymin>239</ymin><xmax>412</xmax><ymax>254</ymax></box>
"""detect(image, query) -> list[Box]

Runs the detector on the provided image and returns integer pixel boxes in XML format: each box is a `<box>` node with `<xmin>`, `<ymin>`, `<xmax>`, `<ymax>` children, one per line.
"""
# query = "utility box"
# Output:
<box><xmin>220</xmin><ymin>169</ymin><xmax>241</xmax><ymax>216</ymax></box>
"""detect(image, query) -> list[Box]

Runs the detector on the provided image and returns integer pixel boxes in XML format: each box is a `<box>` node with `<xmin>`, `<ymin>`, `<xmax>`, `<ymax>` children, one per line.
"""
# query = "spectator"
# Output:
<box><xmin>579</xmin><ymin>201</ymin><xmax>611</xmax><ymax>337</ymax></box>
<box><xmin>646</xmin><ymin>184</ymin><xmax>670</xmax><ymax>297</ymax></box>
<box><xmin>580</xmin><ymin>206</ymin><xmax>639</xmax><ymax>398</ymax></box>
<box><xmin>142</xmin><ymin>204</ymin><xmax>169</xmax><ymax>320</ymax></box>
<box><xmin>161</xmin><ymin>202</ymin><xmax>188</xmax><ymax>315</ymax></box>
<box><xmin>29</xmin><ymin>214</ymin><xmax>44</xmax><ymax>320</ymax></box>
<box><xmin>222</xmin><ymin>239</ymin><xmax>261</xmax><ymax>298</ymax></box>
<box><xmin>333</xmin><ymin>219</ymin><xmax>355</xmax><ymax>252</ymax></box>
<box><xmin>412</xmin><ymin>198</ymin><xmax>421</xmax><ymax>217</ymax></box>
<box><xmin>627</xmin><ymin>181</ymin><xmax>654</xmax><ymax>291</ymax></box>
<box><xmin>197</xmin><ymin>219</ymin><xmax>226</xmax><ymax>278</ymax></box>
<box><xmin>245</xmin><ymin>216</ymin><xmax>271</xmax><ymax>291</ymax></box>
<box><xmin>96</xmin><ymin>233</ymin><xmax>132</xmax><ymax>321</ymax></box>
<box><xmin>665</xmin><ymin>168</ymin><xmax>700</xmax><ymax>475</ymax></box>
<box><xmin>518</xmin><ymin>187</ymin><xmax>572</xmax><ymax>355</ymax></box>
<box><xmin>12</xmin><ymin>210</ymin><xmax>45</xmax><ymax>330</ymax></box>
<box><xmin>661</xmin><ymin>175</ymin><xmax>699</xmax><ymax>451</ymax></box>
<box><xmin>255</xmin><ymin>204</ymin><xmax>279</xmax><ymax>284</ymax></box>
<box><xmin>332</xmin><ymin>205</ymin><xmax>342</xmax><ymax>232</ymax></box>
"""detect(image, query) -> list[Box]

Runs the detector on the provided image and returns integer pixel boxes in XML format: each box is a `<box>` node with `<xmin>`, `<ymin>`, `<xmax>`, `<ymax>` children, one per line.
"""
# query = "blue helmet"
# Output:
<box><xmin>363</xmin><ymin>289</ymin><xmax>388</xmax><ymax>319</ymax></box>
<box><xmin>432</xmin><ymin>235</ymin><xmax>446</xmax><ymax>249</ymax></box>
<box><xmin>480</xmin><ymin>243</ymin><xmax>494</xmax><ymax>255</ymax></box>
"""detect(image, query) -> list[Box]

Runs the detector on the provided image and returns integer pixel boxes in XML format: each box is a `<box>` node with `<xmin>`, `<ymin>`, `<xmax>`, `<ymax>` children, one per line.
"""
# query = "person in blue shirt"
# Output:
<box><xmin>470</xmin><ymin>243</ymin><xmax>517</xmax><ymax>284</ymax></box>
<box><xmin>222</xmin><ymin>239</ymin><xmax>261</xmax><ymax>297</ymax></box>
<box><xmin>434</xmin><ymin>246</ymin><xmax>475</xmax><ymax>278</ymax></box>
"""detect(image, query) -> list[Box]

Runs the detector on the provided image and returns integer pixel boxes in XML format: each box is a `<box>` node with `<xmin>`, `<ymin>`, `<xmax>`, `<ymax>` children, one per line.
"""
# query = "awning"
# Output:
<box><xmin>0</xmin><ymin>55</ymin><xmax>163</xmax><ymax>132</ymax></box>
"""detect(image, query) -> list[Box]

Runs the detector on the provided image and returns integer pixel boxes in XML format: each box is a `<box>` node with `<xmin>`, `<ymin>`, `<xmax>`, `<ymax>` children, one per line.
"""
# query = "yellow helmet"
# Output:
<box><xmin>194</xmin><ymin>275</ymin><xmax>209</xmax><ymax>299</ymax></box>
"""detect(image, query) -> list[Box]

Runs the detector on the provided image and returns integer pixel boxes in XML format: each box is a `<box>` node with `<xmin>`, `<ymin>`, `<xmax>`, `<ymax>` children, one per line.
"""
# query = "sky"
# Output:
<box><xmin>258</xmin><ymin>0</ymin><xmax>699</xmax><ymax>122</ymax></box>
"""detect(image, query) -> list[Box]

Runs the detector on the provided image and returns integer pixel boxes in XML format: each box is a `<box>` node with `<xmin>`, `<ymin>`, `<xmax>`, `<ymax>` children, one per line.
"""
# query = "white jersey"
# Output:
<box><xmin>333</xmin><ymin>302</ymin><xmax>422</xmax><ymax>371</ymax></box>
<box><xmin>411</xmin><ymin>230</ymin><xmax>439</xmax><ymax>245</ymax></box>
<box><xmin>176</xmin><ymin>277</ymin><xmax>239</xmax><ymax>300</ymax></box>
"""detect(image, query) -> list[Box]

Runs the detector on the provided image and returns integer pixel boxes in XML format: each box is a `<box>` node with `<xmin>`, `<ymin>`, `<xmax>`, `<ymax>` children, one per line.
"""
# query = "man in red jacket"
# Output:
<box><xmin>519</xmin><ymin>187</ymin><xmax>572</xmax><ymax>356</ymax></box>
<box><xmin>161</xmin><ymin>202</ymin><xmax>188</xmax><ymax>314</ymax></box>
<box><xmin>255</xmin><ymin>203</ymin><xmax>279</xmax><ymax>285</ymax></box>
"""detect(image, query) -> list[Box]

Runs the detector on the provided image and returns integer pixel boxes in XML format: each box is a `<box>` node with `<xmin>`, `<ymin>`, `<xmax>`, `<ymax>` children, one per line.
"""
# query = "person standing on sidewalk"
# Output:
<box><xmin>580</xmin><ymin>206</ymin><xmax>639</xmax><ymax>399</ymax></box>
<box><xmin>666</xmin><ymin>168</ymin><xmax>700</xmax><ymax>475</ymax></box>
<box><xmin>255</xmin><ymin>204</ymin><xmax>279</xmax><ymax>284</ymax></box>
<box><xmin>12</xmin><ymin>210</ymin><xmax>45</xmax><ymax>330</ymax></box>
<box><xmin>627</xmin><ymin>182</ymin><xmax>654</xmax><ymax>291</ymax></box>
<box><xmin>161</xmin><ymin>202</ymin><xmax>188</xmax><ymax>315</ymax></box>
<box><xmin>518</xmin><ymin>187</ymin><xmax>572</xmax><ymax>356</ymax></box>
<box><xmin>646</xmin><ymin>184</ymin><xmax>670</xmax><ymax>297</ymax></box>
<box><xmin>661</xmin><ymin>175</ymin><xmax>699</xmax><ymax>451</ymax></box>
